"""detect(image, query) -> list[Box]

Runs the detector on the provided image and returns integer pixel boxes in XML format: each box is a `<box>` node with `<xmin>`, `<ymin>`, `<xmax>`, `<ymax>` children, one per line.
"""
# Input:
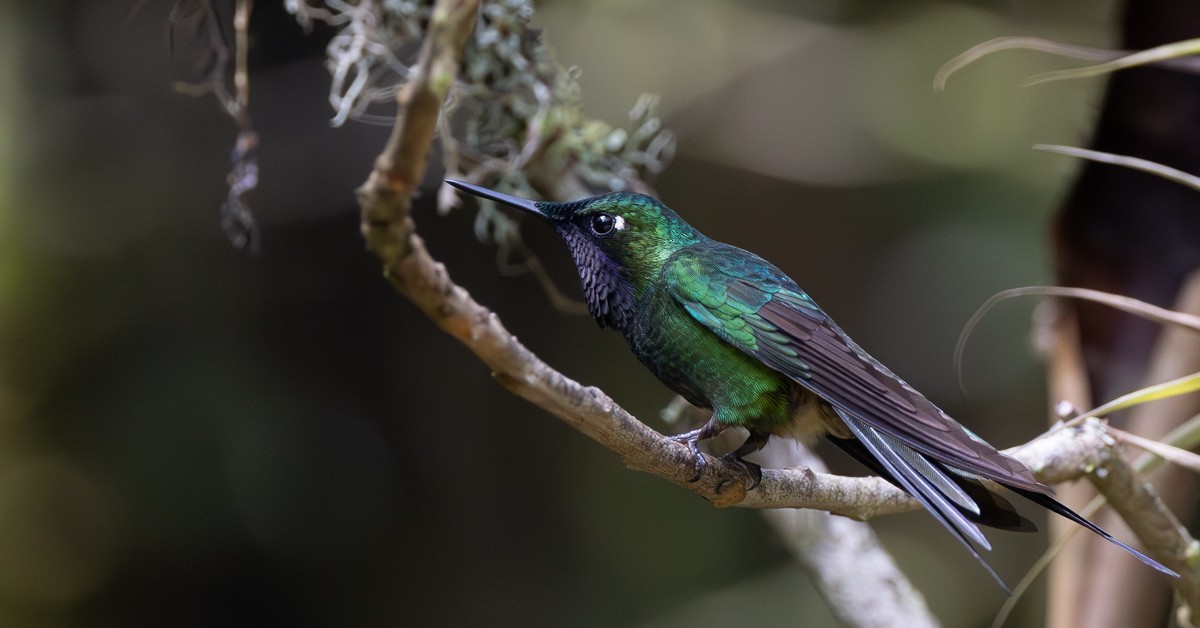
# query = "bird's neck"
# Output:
<box><xmin>559</xmin><ymin>230</ymin><xmax>639</xmax><ymax>331</ymax></box>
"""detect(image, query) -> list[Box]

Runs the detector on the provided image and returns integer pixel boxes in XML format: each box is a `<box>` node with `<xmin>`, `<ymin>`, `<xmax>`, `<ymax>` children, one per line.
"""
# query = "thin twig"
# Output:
<box><xmin>1034</xmin><ymin>144</ymin><xmax>1200</xmax><ymax>194</ymax></box>
<box><xmin>174</xmin><ymin>0</ymin><xmax>260</xmax><ymax>251</ymax></box>
<box><xmin>934</xmin><ymin>36</ymin><xmax>1200</xmax><ymax>92</ymax></box>
<box><xmin>1035</xmin><ymin>274</ymin><xmax>1200</xmax><ymax>627</ymax></box>
<box><xmin>1079</xmin><ymin>271</ymin><xmax>1200</xmax><ymax>628</ymax></box>
<box><xmin>1025</xmin><ymin>37</ymin><xmax>1200</xmax><ymax>86</ymax></box>
<box><xmin>957</xmin><ymin>285</ymin><xmax>1200</xmax><ymax>393</ymax></box>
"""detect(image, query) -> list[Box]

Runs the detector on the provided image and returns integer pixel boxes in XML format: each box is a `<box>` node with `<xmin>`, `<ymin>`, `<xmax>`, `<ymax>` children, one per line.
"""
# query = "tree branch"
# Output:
<box><xmin>1040</xmin><ymin>276</ymin><xmax>1200</xmax><ymax>627</ymax></box>
<box><xmin>351</xmin><ymin>0</ymin><xmax>1193</xmax><ymax>620</ymax></box>
<box><xmin>758</xmin><ymin>441</ymin><xmax>937</xmax><ymax>627</ymax></box>
<box><xmin>354</xmin><ymin>0</ymin><xmax>915</xmax><ymax>516</ymax></box>
<box><xmin>1081</xmin><ymin>271</ymin><xmax>1200</xmax><ymax>627</ymax></box>
<box><xmin>1091</xmin><ymin>439</ymin><xmax>1200</xmax><ymax>623</ymax></box>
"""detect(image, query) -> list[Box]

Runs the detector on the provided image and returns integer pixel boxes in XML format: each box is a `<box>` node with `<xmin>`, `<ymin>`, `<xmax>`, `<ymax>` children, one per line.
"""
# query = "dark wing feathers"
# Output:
<box><xmin>664</xmin><ymin>242</ymin><xmax>1179</xmax><ymax>583</ymax></box>
<box><xmin>665</xmin><ymin>243</ymin><xmax>1045</xmax><ymax>494</ymax></box>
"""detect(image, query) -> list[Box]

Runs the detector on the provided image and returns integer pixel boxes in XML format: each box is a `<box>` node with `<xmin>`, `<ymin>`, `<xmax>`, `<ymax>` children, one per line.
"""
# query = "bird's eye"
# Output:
<box><xmin>589</xmin><ymin>213</ymin><xmax>615</xmax><ymax>235</ymax></box>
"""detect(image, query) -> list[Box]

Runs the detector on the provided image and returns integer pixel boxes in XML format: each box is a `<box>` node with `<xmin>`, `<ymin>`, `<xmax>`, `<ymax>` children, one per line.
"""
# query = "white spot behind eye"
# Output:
<box><xmin>613</xmin><ymin>215</ymin><xmax>627</xmax><ymax>231</ymax></box>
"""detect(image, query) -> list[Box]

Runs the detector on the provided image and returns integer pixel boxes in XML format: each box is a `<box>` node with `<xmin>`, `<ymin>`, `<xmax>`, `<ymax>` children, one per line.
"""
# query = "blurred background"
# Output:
<box><xmin>0</xmin><ymin>0</ymin><xmax>1144</xmax><ymax>625</ymax></box>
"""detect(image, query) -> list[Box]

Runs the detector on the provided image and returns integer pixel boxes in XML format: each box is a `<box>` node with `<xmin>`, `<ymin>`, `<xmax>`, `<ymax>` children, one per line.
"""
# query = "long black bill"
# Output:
<box><xmin>446</xmin><ymin>180</ymin><xmax>546</xmax><ymax>218</ymax></box>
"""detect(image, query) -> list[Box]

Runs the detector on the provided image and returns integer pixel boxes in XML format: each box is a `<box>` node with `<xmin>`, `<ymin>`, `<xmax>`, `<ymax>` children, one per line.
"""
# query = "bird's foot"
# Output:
<box><xmin>670</xmin><ymin>418</ymin><xmax>729</xmax><ymax>482</ymax></box>
<box><xmin>669</xmin><ymin>422</ymin><xmax>769</xmax><ymax>488</ymax></box>
<box><xmin>669</xmin><ymin>429</ymin><xmax>707</xmax><ymax>482</ymax></box>
<box><xmin>723</xmin><ymin>430</ymin><xmax>769</xmax><ymax>490</ymax></box>
<box><xmin>721</xmin><ymin>453</ymin><xmax>763</xmax><ymax>490</ymax></box>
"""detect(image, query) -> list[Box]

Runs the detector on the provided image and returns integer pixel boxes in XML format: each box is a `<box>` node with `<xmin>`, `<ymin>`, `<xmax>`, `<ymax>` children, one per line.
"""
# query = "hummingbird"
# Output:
<box><xmin>446</xmin><ymin>179</ymin><xmax>1176</xmax><ymax>588</ymax></box>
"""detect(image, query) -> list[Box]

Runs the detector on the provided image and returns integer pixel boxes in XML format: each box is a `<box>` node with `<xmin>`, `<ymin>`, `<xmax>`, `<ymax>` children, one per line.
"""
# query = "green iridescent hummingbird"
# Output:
<box><xmin>447</xmin><ymin>179</ymin><xmax>1175</xmax><ymax>589</ymax></box>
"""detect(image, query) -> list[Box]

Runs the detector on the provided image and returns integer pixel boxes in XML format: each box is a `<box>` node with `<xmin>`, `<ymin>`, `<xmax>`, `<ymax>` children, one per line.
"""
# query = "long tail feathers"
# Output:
<box><xmin>1012</xmin><ymin>488</ymin><xmax>1178</xmax><ymax>577</ymax></box>
<box><xmin>832</xmin><ymin>407</ymin><xmax>1179</xmax><ymax>590</ymax></box>
<box><xmin>835</xmin><ymin>408</ymin><xmax>1012</xmax><ymax>594</ymax></box>
<box><xmin>829</xmin><ymin>435</ymin><xmax>1037</xmax><ymax>532</ymax></box>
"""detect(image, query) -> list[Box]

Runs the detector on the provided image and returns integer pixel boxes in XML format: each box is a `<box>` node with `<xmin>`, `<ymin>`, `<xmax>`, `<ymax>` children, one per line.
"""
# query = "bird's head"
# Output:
<box><xmin>447</xmin><ymin>180</ymin><xmax>704</xmax><ymax>330</ymax></box>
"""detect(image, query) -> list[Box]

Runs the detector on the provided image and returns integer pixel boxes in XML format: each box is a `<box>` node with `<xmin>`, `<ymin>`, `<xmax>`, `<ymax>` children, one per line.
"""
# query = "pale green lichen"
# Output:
<box><xmin>287</xmin><ymin>0</ymin><xmax>675</xmax><ymax>256</ymax></box>
<box><xmin>286</xmin><ymin>0</ymin><xmax>430</xmax><ymax>127</ymax></box>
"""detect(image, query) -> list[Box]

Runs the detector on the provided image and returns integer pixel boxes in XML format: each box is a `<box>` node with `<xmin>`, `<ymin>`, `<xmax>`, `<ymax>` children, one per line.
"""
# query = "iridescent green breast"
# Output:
<box><xmin>624</xmin><ymin>265</ymin><xmax>794</xmax><ymax>430</ymax></box>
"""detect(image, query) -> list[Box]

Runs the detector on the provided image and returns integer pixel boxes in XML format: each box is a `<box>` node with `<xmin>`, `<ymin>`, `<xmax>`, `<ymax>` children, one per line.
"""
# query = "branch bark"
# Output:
<box><xmin>352</xmin><ymin>0</ymin><xmax>1194</xmax><ymax>623</ymax></box>
<box><xmin>758</xmin><ymin>441</ymin><xmax>937</xmax><ymax>628</ymax></box>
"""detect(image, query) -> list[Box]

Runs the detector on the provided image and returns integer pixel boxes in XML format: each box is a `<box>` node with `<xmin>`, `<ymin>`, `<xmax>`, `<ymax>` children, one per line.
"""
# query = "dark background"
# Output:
<box><xmin>0</xmin><ymin>1</ymin><xmax>1134</xmax><ymax>625</ymax></box>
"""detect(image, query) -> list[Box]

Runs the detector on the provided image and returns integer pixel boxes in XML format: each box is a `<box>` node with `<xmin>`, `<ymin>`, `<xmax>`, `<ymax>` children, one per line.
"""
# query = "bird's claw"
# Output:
<box><xmin>671</xmin><ymin>423</ymin><xmax>764</xmax><ymax>488</ymax></box>
<box><xmin>686</xmin><ymin>457</ymin><xmax>705</xmax><ymax>483</ymax></box>
<box><xmin>722</xmin><ymin>453</ymin><xmax>762</xmax><ymax>490</ymax></box>
<box><xmin>670</xmin><ymin>429</ymin><xmax>706</xmax><ymax>482</ymax></box>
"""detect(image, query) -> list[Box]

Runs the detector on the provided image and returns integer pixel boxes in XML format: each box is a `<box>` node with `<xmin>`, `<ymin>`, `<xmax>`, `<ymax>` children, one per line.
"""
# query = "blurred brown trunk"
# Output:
<box><xmin>1049</xmin><ymin>1</ymin><xmax>1200</xmax><ymax>626</ymax></box>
